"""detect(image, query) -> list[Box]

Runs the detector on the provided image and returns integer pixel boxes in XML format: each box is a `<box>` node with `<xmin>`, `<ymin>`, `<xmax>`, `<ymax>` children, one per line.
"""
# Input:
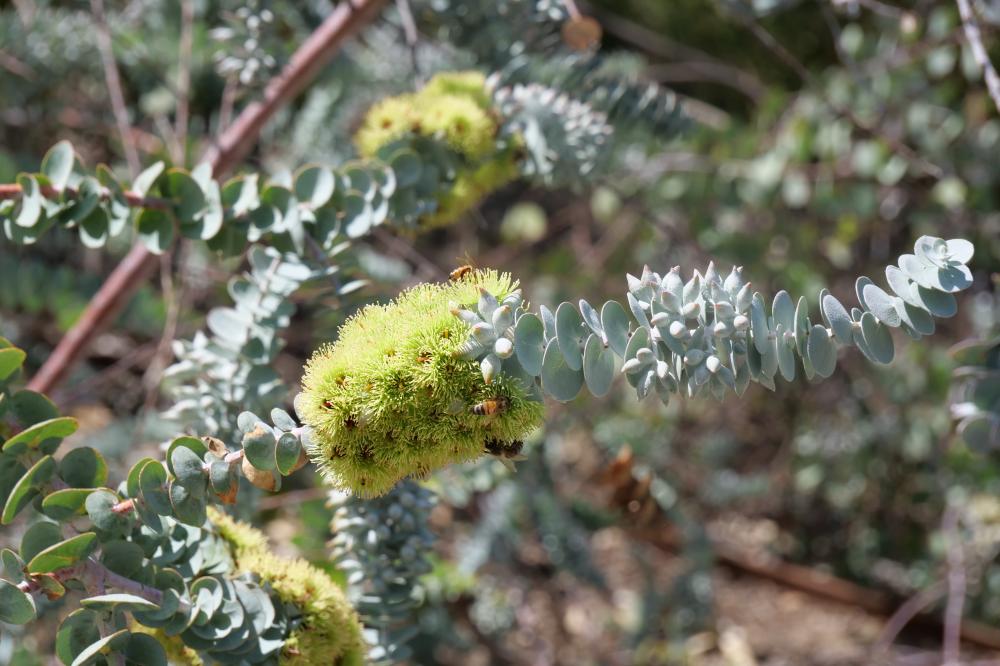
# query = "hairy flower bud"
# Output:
<box><xmin>299</xmin><ymin>270</ymin><xmax>544</xmax><ymax>496</ymax></box>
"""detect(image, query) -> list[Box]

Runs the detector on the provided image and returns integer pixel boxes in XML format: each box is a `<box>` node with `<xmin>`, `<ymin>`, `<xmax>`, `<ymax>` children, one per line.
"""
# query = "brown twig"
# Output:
<box><xmin>943</xmin><ymin>506</ymin><xmax>966</xmax><ymax>666</ymax></box>
<box><xmin>27</xmin><ymin>0</ymin><xmax>389</xmax><ymax>397</ymax></box>
<box><xmin>0</xmin><ymin>48</ymin><xmax>36</xmax><ymax>79</ymax></box>
<box><xmin>201</xmin><ymin>0</ymin><xmax>389</xmax><ymax>173</ymax></box>
<box><xmin>0</xmin><ymin>183</ymin><xmax>169</xmax><ymax>209</ymax></box>
<box><xmin>956</xmin><ymin>0</ymin><xmax>1000</xmax><ymax>116</ymax></box>
<box><xmin>873</xmin><ymin>580</ymin><xmax>947</xmax><ymax>656</ymax></box>
<box><xmin>17</xmin><ymin>560</ymin><xmax>171</xmax><ymax>608</ymax></box>
<box><xmin>90</xmin><ymin>0</ymin><xmax>141</xmax><ymax>178</ymax></box>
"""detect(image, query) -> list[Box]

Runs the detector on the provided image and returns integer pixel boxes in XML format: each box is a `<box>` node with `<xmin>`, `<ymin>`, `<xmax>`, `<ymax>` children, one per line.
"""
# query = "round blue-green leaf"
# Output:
<box><xmin>191</xmin><ymin>577</ymin><xmax>224</xmax><ymax>616</ymax></box>
<box><xmin>2</xmin><ymin>416</ymin><xmax>78</xmax><ymax>455</ymax></box>
<box><xmin>821</xmin><ymin>294</ymin><xmax>853</xmax><ymax>344</ymax></box>
<box><xmin>123</xmin><ymin>633</ymin><xmax>167</xmax><ymax>666</ymax></box>
<box><xmin>793</xmin><ymin>296</ymin><xmax>810</xmax><ymax>356</ymax></box>
<box><xmin>859</xmin><ymin>312</ymin><xmax>894</xmax><ymax>364</ymax></box>
<box><xmin>772</xmin><ymin>290</ymin><xmax>795</xmax><ymax>330</ymax></box>
<box><xmin>15</xmin><ymin>174</ymin><xmax>42</xmax><ymax>228</ymax></box>
<box><xmin>169</xmin><ymin>481</ymin><xmax>206</xmax><ymax>526</ymax></box>
<box><xmin>59</xmin><ymin>447</ymin><xmax>107</xmax><ymax>488</ymax></box>
<box><xmin>165</xmin><ymin>436</ymin><xmax>208</xmax><ymax>477</ymax></box>
<box><xmin>915</xmin><ymin>286</ymin><xmax>958</xmax><ymax>318</ymax></box>
<box><xmin>100</xmin><ymin>541</ymin><xmax>145</xmax><ymax>579</ymax></box>
<box><xmin>69</xmin><ymin>628</ymin><xmax>131</xmax><ymax>666</ymax></box>
<box><xmin>342</xmin><ymin>192</ymin><xmax>371</xmax><ymax>238</ymax></box>
<box><xmin>624</xmin><ymin>326</ymin><xmax>651</xmax><ymax>362</ymax></box>
<box><xmin>270</xmin><ymin>408</ymin><xmax>296</xmax><ymax>431</ymax></box>
<box><xmin>41</xmin><ymin>141</ymin><xmax>75</xmax><ymax>191</ymax></box>
<box><xmin>514</xmin><ymin>313</ymin><xmax>545</xmax><ymax>376</ymax></box>
<box><xmin>294</xmin><ymin>165</ymin><xmax>335</xmax><ymax>208</ymax></box>
<box><xmin>775</xmin><ymin>325</ymin><xmax>795</xmax><ymax>382</ymax></box>
<box><xmin>275</xmin><ymin>432</ymin><xmax>301</xmax><ymax>476</ymax></box>
<box><xmin>540</xmin><ymin>338</ymin><xmax>584</xmax><ymax>402</ymax></box>
<box><xmin>78</xmin><ymin>207</ymin><xmax>109</xmax><ymax>249</ymax></box>
<box><xmin>139</xmin><ymin>461</ymin><xmax>171</xmax><ymax>516</ymax></box>
<box><xmin>209</xmin><ymin>460</ymin><xmax>237</xmax><ymax>502</ymax></box>
<box><xmin>390</xmin><ymin>150</ymin><xmax>422</xmax><ymax>188</ymax></box>
<box><xmin>885</xmin><ymin>266</ymin><xmax>921</xmax><ymax>308</ymax></box>
<box><xmin>1</xmin><ymin>548</ymin><xmax>25</xmax><ymax>583</ymax></box>
<box><xmin>579</xmin><ymin>299</ymin><xmax>604</xmax><ymax>339</ymax></box>
<box><xmin>945</xmin><ymin>238</ymin><xmax>974</xmax><ymax>264</ymax></box>
<box><xmin>86</xmin><ymin>489</ymin><xmax>130</xmax><ymax>535</ymax></box>
<box><xmin>555</xmin><ymin>302</ymin><xmax>584</xmax><ymax>371</ymax></box>
<box><xmin>862</xmin><ymin>283</ymin><xmax>901</xmax><ymax>327</ymax></box>
<box><xmin>170</xmin><ymin>446</ymin><xmax>206</xmax><ymax>496</ymax></box>
<box><xmin>57</xmin><ymin>609</ymin><xmax>100</xmax><ymax>665</ymax></box>
<box><xmin>243</xmin><ymin>423</ymin><xmax>277</xmax><ymax>471</ymax></box>
<box><xmin>26</xmin><ymin>532</ymin><xmax>97</xmax><ymax>574</ymax></box>
<box><xmin>582</xmin><ymin>334</ymin><xmax>615</xmax><ymax>397</ymax></box>
<box><xmin>132</xmin><ymin>161</ymin><xmax>165</xmax><ymax>197</ymax></box>
<box><xmin>126</xmin><ymin>458</ymin><xmax>157</xmax><ymax>498</ymax></box>
<box><xmin>82</xmin><ymin>594</ymin><xmax>159</xmax><ymax>612</ymax></box>
<box><xmin>958</xmin><ymin>414</ymin><xmax>998</xmax><ymax>453</ymax></box>
<box><xmin>20</xmin><ymin>521</ymin><xmax>63</xmax><ymax>563</ymax></box>
<box><xmin>0</xmin><ymin>347</ymin><xmax>26</xmax><ymax>382</ymax></box>
<box><xmin>896</xmin><ymin>300</ymin><xmax>935</xmax><ymax>336</ymax></box>
<box><xmin>806</xmin><ymin>325</ymin><xmax>836</xmax><ymax>377</ymax></box>
<box><xmin>2</xmin><ymin>455</ymin><xmax>55</xmax><ymax>524</ymax></box>
<box><xmin>162</xmin><ymin>169</ymin><xmax>205</xmax><ymax>223</ymax></box>
<box><xmin>41</xmin><ymin>488</ymin><xmax>95</xmax><ymax>521</ymax></box>
<box><xmin>0</xmin><ymin>579</ymin><xmax>35</xmax><ymax>624</ymax></box>
<box><xmin>750</xmin><ymin>293</ymin><xmax>770</xmax><ymax>354</ymax></box>
<box><xmin>601</xmin><ymin>300</ymin><xmax>630</xmax><ymax>357</ymax></box>
<box><xmin>136</xmin><ymin>209</ymin><xmax>175</xmax><ymax>255</ymax></box>
<box><xmin>10</xmin><ymin>390</ymin><xmax>58</xmax><ymax>426</ymax></box>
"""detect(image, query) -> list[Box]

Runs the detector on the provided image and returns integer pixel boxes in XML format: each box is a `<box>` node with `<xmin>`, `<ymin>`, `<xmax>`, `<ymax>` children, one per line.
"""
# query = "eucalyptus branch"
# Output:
<box><xmin>24</xmin><ymin>0</ymin><xmax>389</xmax><ymax>397</ymax></box>
<box><xmin>0</xmin><ymin>182</ymin><xmax>169</xmax><ymax>209</ymax></box>
<box><xmin>17</xmin><ymin>560</ymin><xmax>168</xmax><ymax>608</ymax></box>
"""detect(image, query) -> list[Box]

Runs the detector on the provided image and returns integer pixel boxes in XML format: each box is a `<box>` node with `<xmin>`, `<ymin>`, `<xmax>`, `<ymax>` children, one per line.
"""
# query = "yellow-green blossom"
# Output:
<box><xmin>299</xmin><ymin>269</ymin><xmax>543</xmax><ymax>497</ymax></box>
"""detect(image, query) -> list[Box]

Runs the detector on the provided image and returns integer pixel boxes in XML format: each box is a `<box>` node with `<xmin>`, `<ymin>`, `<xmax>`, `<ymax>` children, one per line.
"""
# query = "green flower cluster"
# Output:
<box><xmin>353</xmin><ymin>71</ymin><xmax>520</xmax><ymax>229</ymax></box>
<box><xmin>209</xmin><ymin>509</ymin><xmax>366</xmax><ymax>666</ymax></box>
<box><xmin>299</xmin><ymin>269</ymin><xmax>543</xmax><ymax>496</ymax></box>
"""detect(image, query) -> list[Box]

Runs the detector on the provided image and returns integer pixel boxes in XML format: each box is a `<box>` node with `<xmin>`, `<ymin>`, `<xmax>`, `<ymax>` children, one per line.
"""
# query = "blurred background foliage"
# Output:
<box><xmin>1</xmin><ymin>0</ymin><xmax>999</xmax><ymax>663</ymax></box>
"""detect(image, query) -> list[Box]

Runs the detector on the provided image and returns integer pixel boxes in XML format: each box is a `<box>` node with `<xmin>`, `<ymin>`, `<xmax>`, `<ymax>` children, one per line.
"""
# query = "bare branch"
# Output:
<box><xmin>956</xmin><ymin>0</ymin><xmax>1000</xmax><ymax>116</ymax></box>
<box><xmin>942</xmin><ymin>506</ymin><xmax>966</xmax><ymax>666</ymax></box>
<box><xmin>90</xmin><ymin>0</ymin><xmax>142</xmax><ymax>178</ymax></box>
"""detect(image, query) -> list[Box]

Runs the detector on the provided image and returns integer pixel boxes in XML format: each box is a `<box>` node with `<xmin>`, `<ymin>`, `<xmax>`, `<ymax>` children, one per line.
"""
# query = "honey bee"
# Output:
<box><xmin>484</xmin><ymin>437</ymin><xmax>526</xmax><ymax>472</ymax></box>
<box><xmin>449</xmin><ymin>264</ymin><xmax>474</xmax><ymax>282</ymax></box>
<box><xmin>471</xmin><ymin>396</ymin><xmax>510</xmax><ymax>416</ymax></box>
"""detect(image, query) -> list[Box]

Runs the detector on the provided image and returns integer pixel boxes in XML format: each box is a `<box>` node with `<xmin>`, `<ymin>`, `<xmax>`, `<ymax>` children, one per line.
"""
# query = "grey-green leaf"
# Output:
<box><xmin>555</xmin><ymin>302</ymin><xmax>584</xmax><ymax>372</ymax></box>
<box><xmin>514</xmin><ymin>313</ymin><xmax>545</xmax><ymax>376</ymax></box>
<box><xmin>807</xmin><ymin>325</ymin><xmax>836</xmax><ymax>378</ymax></box>
<box><xmin>601</xmin><ymin>300</ymin><xmax>630</xmax><ymax>357</ymax></box>
<box><xmin>0</xmin><ymin>578</ymin><xmax>36</xmax><ymax>624</ymax></box>
<box><xmin>582</xmin><ymin>334</ymin><xmax>615</xmax><ymax>397</ymax></box>
<box><xmin>540</xmin><ymin>338</ymin><xmax>584</xmax><ymax>402</ymax></box>
<box><xmin>41</xmin><ymin>141</ymin><xmax>75</xmax><ymax>191</ymax></box>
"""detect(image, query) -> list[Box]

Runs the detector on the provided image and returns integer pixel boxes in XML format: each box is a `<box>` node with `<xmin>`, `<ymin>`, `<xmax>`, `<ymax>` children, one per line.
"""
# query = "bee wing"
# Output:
<box><xmin>497</xmin><ymin>457</ymin><xmax>519</xmax><ymax>473</ymax></box>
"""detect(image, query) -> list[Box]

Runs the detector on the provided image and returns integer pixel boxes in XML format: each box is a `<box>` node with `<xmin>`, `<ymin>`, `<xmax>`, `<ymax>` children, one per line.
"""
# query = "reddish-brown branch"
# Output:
<box><xmin>0</xmin><ymin>183</ymin><xmax>170</xmax><ymax>209</ymax></box>
<box><xmin>26</xmin><ymin>0</ymin><xmax>388</xmax><ymax>397</ymax></box>
<box><xmin>201</xmin><ymin>0</ymin><xmax>390</xmax><ymax>174</ymax></box>
<box><xmin>17</xmin><ymin>560</ymin><xmax>169</xmax><ymax>607</ymax></box>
